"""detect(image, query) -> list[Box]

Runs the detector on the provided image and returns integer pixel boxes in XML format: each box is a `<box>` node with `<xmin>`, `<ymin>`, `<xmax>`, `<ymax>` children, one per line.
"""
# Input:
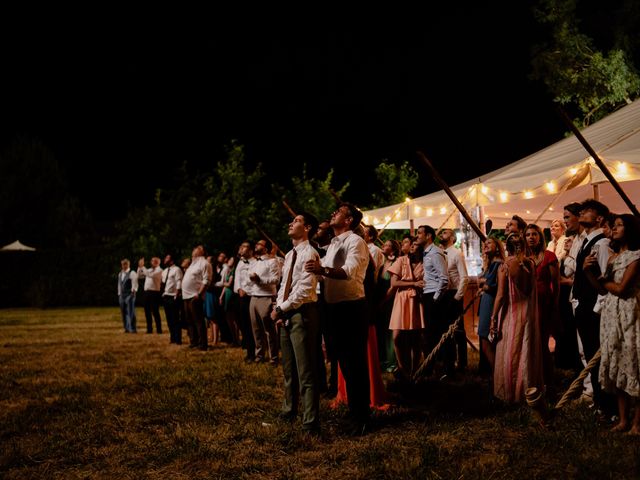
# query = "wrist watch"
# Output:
<box><xmin>323</xmin><ymin>267</ymin><xmax>330</xmax><ymax>276</ymax></box>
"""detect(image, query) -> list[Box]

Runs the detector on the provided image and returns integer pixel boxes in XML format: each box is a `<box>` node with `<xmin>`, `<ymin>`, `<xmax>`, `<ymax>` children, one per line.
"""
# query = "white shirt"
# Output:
<box><xmin>564</xmin><ymin>230</ymin><xmax>586</xmax><ymax>279</ymax></box>
<box><xmin>117</xmin><ymin>268</ymin><xmax>138</xmax><ymax>295</ymax></box>
<box><xmin>234</xmin><ymin>257</ymin><xmax>255</xmax><ymax>294</ymax></box>
<box><xmin>322</xmin><ymin>230</ymin><xmax>369</xmax><ymax>304</ymax></box>
<box><xmin>276</xmin><ymin>240</ymin><xmax>319</xmax><ymax>312</ymax></box>
<box><xmin>248</xmin><ymin>255</ymin><xmax>281</xmax><ymax>297</ymax></box>
<box><xmin>162</xmin><ymin>265</ymin><xmax>183</xmax><ymax>298</ymax></box>
<box><xmin>137</xmin><ymin>266</ymin><xmax>163</xmax><ymax>292</ymax></box>
<box><xmin>368</xmin><ymin>242</ymin><xmax>385</xmax><ymax>274</ymax></box>
<box><xmin>444</xmin><ymin>245</ymin><xmax>469</xmax><ymax>301</ymax></box>
<box><xmin>569</xmin><ymin>228</ymin><xmax>611</xmax><ymax>313</ymax></box>
<box><xmin>182</xmin><ymin>256</ymin><xmax>212</xmax><ymax>300</ymax></box>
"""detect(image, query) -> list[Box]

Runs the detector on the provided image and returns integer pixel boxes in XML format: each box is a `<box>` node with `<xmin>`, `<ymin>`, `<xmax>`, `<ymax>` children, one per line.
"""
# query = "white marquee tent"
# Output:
<box><xmin>0</xmin><ymin>240</ymin><xmax>36</xmax><ymax>252</ymax></box>
<box><xmin>363</xmin><ymin>99</ymin><xmax>640</xmax><ymax>231</ymax></box>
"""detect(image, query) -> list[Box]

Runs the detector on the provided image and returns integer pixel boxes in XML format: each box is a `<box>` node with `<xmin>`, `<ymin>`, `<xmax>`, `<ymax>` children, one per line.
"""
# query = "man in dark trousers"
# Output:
<box><xmin>305</xmin><ymin>203</ymin><xmax>371</xmax><ymax>435</ymax></box>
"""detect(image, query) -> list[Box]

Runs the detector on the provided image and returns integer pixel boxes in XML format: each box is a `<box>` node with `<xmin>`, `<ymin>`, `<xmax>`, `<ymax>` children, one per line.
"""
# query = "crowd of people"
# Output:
<box><xmin>116</xmin><ymin>198</ymin><xmax>640</xmax><ymax>437</ymax></box>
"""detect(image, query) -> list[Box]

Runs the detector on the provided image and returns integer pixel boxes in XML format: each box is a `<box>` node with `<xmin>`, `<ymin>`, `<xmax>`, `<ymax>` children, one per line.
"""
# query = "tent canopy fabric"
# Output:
<box><xmin>363</xmin><ymin>99</ymin><xmax>640</xmax><ymax>230</ymax></box>
<box><xmin>0</xmin><ymin>240</ymin><xmax>36</xmax><ymax>252</ymax></box>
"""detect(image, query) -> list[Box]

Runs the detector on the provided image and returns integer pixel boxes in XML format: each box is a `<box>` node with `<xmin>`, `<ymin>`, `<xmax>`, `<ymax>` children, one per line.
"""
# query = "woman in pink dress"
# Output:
<box><xmin>387</xmin><ymin>240</ymin><xmax>425</xmax><ymax>380</ymax></box>
<box><xmin>525</xmin><ymin>223</ymin><xmax>559</xmax><ymax>389</ymax></box>
<box><xmin>490</xmin><ymin>232</ymin><xmax>544</xmax><ymax>404</ymax></box>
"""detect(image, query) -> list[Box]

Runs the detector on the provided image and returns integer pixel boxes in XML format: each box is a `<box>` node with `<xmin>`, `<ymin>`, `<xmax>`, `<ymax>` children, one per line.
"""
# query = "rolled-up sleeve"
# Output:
<box><xmin>342</xmin><ymin>236</ymin><xmax>369</xmax><ymax>279</ymax></box>
<box><xmin>260</xmin><ymin>259</ymin><xmax>281</xmax><ymax>286</ymax></box>
<box><xmin>280</xmin><ymin>250</ymin><xmax>319</xmax><ymax>312</ymax></box>
<box><xmin>130</xmin><ymin>271</ymin><xmax>138</xmax><ymax>293</ymax></box>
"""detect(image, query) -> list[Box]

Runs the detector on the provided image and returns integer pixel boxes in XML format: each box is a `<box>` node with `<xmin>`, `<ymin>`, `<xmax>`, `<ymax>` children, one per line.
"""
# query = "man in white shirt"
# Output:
<box><xmin>271</xmin><ymin>212</ymin><xmax>321</xmax><ymax>434</ymax></box>
<box><xmin>137</xmin><ymin>256</ymin><xmax>164</xmax><ymax>334</ymax></box>
<box><xmin>233</xmin><ymin>241</ymin><xmax>256</xmax><ymax>362</ymax></box>
<box><xmin>162</xmin><ymin>253</ymin><xmax>183</xmax><ymax>345</ymax></box>
<box><xmin>182</xmin><ymin>245</ymin><xmax>212</xmax><ymax>351</ymax></box>
<box><xmin>439</xmin><ymin>228</ymin><xmax>469</xmax><ymax>373</ymax></box>
<box><xmin>248</xmin><ymin>239</ymin><xmax>282</xmax><ymax>364</ymax></box>
<box><xmin>118</xmin><ymin>258</ymin><xmax>138</xmax><ymax>333</ymax></box>
<box><xmin>571</xmin><ymin>199</ymin><xmax>616</xmax><ymax>418</ymax></box>
<box><xmin>305</xmin><ymin>202</ymin><xmax>371</xmax><ymax>435</ymax></box>
<box><xmin>364</xmin><ymin>224</ymin><xmax>384</xmax><ymax>282</ymax></box>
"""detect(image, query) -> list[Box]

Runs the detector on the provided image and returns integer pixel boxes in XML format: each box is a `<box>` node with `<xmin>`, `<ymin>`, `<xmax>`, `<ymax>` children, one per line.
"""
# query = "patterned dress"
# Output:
<box><xmin>493</xmin><ymin>259</ymin><xmax>544</xmax><ymax>403</ymax></box>
<box><xmin>599</xmin><ymin>249</ymin><xmax>640</xmax><ymax>397</ymax></box>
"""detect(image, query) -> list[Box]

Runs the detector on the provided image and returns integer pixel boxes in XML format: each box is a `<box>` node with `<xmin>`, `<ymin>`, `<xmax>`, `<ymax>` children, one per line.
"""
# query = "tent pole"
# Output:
<box><xmin>557</xmin><ymin>107</ymin><xmax>640</xmax><ymax>218</ymax></box>
<box><xmin>592</xmin><ymin>183</ymin><xmax>600</xmax><ymax>201</ymax></box>
<box><xmin>417</xmin><ymin>151</ymin><xmax>487</xmax><ymax>242</ymax></box>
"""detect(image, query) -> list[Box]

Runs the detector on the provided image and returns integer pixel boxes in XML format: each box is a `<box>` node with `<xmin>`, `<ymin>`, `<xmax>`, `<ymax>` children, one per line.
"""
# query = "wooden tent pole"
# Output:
<box><xmin>557</xmin><ymin>107</ymin><xmax>640</xmax><ymax>218</ymax></box>
<box><xmin>417</xmin><ymin>151</ymin><xmax>487</xmax><ymax>242</ymax></box>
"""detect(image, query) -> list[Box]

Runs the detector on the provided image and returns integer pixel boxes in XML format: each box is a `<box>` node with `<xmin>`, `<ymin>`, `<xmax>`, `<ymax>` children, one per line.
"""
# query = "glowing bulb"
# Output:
<box><xmin>395</xmin><ymin>210</ymin><xmax>402</xmax><ymax>218</ymax></box>
<box><xmin>549</xmin><ymin>207</ymin><xmax>554</xmax><ymax>211</ymax></box>
<box><xmin>384</xmin><ymin>215</ymin><xmax>391</xmax><ymax>223</ymax></box>
<box><xmin>414</xmin><ymin>206</ymin><xmax>421</xmax><ymax>214</ymax></box>
<box><xmin>504</xmin><ymin>212</ymin><xmax>509</xmax><ymax>217</ymax></box>
<box><xmin>526</xmin><ymin>210</ymin><xmax>531</xmax><ymax>214</ymax></box>
<box><xmin>586</xmin><ymin>156</ymin><xmax>595</xmax><ymax>165</ymax></box>
<box><xmin>499</xmin><ymin>192</ymin><xmax>508</xmax><ymax>203</ymax></box>
<box><xmin>545</xmin><ymin>182</ymin><xmax>557</xmax><ymax>194</ymax></box>
<box><xmin>616</xmin><ymin>162</ymin><xmax>629</xmax><ymax>177</ymax></box>
<box><xmin>373</xmin><ymin>217</ymin><xmax>379</xmax><ymax>224</ymax></box>
<box><xmin>524</xmin><ymin>190</ymin><xmax>534</xmax><ymax>199</ymax></box>
<box><xmin>481</xmin><ymin>185</ymin><xmax>489</xmax><ymax>195</ymax></box>
<box><xmin>426</xmin><ymin>208</ymin><xmax>433</xmax><ymax>217</ymax></box>
<box><xmin>363</xmin><ymin>216</ymin><xmax>369</xmax><ymax>224</ymax></box>
<box><xmin>440</xmin><ymin>207</ymin><xmax>447</xmax><ymax>215</ymax></box>
<box><xmin>569</xmin><ymin>167</ymin><xmax>578</xmax><ymax>176</ymax></box>
<box><xmin>405</xmin><ymin>197</ymin><xmax>411</xmax><ymax>203</ymax></box>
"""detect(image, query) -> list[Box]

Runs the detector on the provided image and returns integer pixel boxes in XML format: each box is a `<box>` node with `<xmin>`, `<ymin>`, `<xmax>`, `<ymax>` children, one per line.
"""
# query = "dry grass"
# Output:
<box><xmin>1</xmin><ymin>308</ymin><xmax>639</xmax><ymax>479</ymax></box>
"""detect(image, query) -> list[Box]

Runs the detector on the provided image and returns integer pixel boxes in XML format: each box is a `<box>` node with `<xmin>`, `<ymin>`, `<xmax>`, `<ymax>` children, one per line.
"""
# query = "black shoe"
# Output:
<box><xmin>278</xmin><ymin>412</ymin><xmax>296</xmax><ymax>423</ymax></box>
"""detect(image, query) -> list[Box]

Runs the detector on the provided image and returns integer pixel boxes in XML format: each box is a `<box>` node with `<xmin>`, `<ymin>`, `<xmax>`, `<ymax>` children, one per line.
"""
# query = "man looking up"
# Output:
<box><xmin>305</xmin><ymin>203</ymin><xmax>370</xmax><ymax>435</ymax></box>
<box><xmin>271</xmin><ymin>212</ymin><xmax>321</xmax><ymax>434</ymax></box>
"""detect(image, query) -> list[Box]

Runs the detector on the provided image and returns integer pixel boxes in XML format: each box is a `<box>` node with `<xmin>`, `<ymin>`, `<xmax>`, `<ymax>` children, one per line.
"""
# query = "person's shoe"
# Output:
<box><xmin>278</xmin><ymin>412</ymin><xmax>296</xmax><ymax>423</ymax></box>
<box><xmin>269</xmin><ymin>359</ymin><xmax>279</xmax><ymax>367</ymax></box>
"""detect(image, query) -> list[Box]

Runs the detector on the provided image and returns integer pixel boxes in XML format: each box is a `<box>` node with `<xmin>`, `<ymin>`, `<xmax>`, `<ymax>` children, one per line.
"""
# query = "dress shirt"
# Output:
<box><xmin>233</xmin><ymin>257</ymin><xmax>255</xmax><ymax>294</ymax></box>
<box><xmin>444</xmin><ymin>245</ymin><xmax>468</xmax><ymax>301</ymax></box>
<box><xmin>276</xmin><ymin>240</ymin><xmax>319</xmax><ymax>312</ymax></box>
<box><xmin>321</xmin><ymin>230</ymin><xmax>369</xmax><ymax>304</ymax></box>
<box><xmin>248</xmin><ymin>255</ymin><xmax>281</xmax><ymax>297</ymax></box>
<box><xmin>368</xmin><ymin>242</ymin><xmax>385</xmax><ymax>272</ymax></box>
<box><xmin>117</xmin><ymin>269</ymin><xmax>138</xmax><ymax>296</ymax></box>
<box><xmin>137</xmin><ymin>266</ymin><xmax>163</xmax><ymax>292</ymax></box>
<box><xmin>162</xmin><ymin>265</ymin><xmax>183</xmax><ymax>298</ymax></box>
<box><xmin>422</xmin><ymin>243</ymin><xmax>449</xmax><ymax>299</ymax></box>
<box><xmin>182</xmin><ymin>256</ymin><xmax>212</xmax><ymax>300</ymax></box>
<box><xmin>563</xmin><ymin>230</ymin><xmax>587</xmax><ymax>279</ymax></box>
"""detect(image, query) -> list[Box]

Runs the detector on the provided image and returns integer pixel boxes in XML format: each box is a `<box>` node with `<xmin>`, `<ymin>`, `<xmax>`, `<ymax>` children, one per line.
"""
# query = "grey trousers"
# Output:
<box><xmin>249</xmin><ymin>296</ymin><xmax>278</xmax><ymax>361</ymax></box>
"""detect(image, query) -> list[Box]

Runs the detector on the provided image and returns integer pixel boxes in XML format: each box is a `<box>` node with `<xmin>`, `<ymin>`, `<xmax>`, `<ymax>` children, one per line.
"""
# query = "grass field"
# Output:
<box><xmin>1</xmin><ymin>308</ymin><xmax>639</xmax><ymax>479</ymax></box>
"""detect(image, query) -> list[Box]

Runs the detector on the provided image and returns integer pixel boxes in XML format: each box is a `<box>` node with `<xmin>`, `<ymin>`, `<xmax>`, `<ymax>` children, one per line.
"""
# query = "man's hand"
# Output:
<box><xmin>249</xmin><ymin>273</ymin><xmax>260</xmax><ymax>283</ymax></box>
<box><xmin>304</xmin><ymin>259</ymin><xmax>322</xmax><ymax>274</ymax></box>
<box><xmin>238</xmin><ymin>289</ymin><xmax>246</xmax><ymax>298</ymax></box>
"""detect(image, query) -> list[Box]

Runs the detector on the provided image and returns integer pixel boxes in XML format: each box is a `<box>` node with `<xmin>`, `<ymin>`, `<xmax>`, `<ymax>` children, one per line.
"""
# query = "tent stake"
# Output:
<box><xmin>557</xmin><ymin>107</ymin><xmax>640</xmax><ymax>218</ymax></box>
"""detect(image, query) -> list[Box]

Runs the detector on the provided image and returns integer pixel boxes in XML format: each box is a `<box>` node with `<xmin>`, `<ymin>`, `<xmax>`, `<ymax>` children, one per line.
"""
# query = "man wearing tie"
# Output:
<box><xmin>272</xmin><ymin>212</ymin><xmax>321</xmax><ymax>434</ymax></box>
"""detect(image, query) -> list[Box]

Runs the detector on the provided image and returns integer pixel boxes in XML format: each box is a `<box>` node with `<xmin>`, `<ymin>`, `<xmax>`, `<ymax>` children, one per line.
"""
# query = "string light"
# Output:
<box><xmin>414</xmin><ymin>206</ymin><xmax>421</xmax><ymax>214</ymax></box>
<box><xmin>373</xmin><ymin>217</ymin><xmax>379</xmax><ymax>224</ymax></box>
<box><xmin>440</xmin><ymin>207</ymin><xmax>447</xmax><ymax>215</ymax></box>
<box><xmin>524</xmin><ymin>190</ymin><xmax>534</xmax><ymax>199</ymax></box>
<box><xmin>499</xmin><ymin>192</ymin><xmax>508</xmax><ymax>202</ymax></box>
<box><xmin>481</xmin><ymin>185</ymin><xmax>489</xmax><ymax>195</ymax></box>
<box><xmin>395</xmin><ymin>210</ymin><xmax>402</xmax><ymax>218</ymax></box>
<box><xmin>569</xmin><ymin>167</ymin><xmax>578</xmax><ymax>176</ymax></box>
<box><xmin>363</xmin><ymin>216</ymin><xmax>370</xmax><ymax>224</ymax></box>
<box><xmin>426</xmin><ymin>208</ymin><xmax>433</xmax><ymax>217</ymax></box>
<box><xmin>616</xmin><ymin>162</ymin><xmax>629</xmax><ymax>178</ymax></box>
<box><xmin>405</xmin><ymin>197</ymin><xmax>411</xmax><ymax>203</ymax></box>
<box><xmin>384</xmin><ymin>215</ymin><xmax>391</xmax><ymax>223</ymax></box>
<box><xmin>545</xmin><ymin>181</ymin><xmax>556</xmax><ymax>194</ymax></box>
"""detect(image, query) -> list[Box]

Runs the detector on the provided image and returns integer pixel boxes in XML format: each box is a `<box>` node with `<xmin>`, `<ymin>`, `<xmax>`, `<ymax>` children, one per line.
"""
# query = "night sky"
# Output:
<box><xmin>1</xmin><ymin>5</ymin><xmax>568</xmax><ymax>222</ymax></box>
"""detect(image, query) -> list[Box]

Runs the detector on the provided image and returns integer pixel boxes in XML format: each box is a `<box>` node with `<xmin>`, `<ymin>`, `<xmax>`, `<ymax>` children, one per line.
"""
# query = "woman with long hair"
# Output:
<box><xmin>477</xmin><ymin>236</ymin><xmax>505</xmax><ymax>375</ymax></box>
<box><xmin>525</xmin><ymin>223</ymin><xmax>559</xmax><ymax>390</ymax></box>
<box><xmin>585</xmin><ymin>214</ymin><xmax>640</xmax><ymax>434</ymax></box>
<box><xmin>376</xmin><ymin>239</ymin><xmax>401</xmax><ymax>372</ymax></box>
<box><xmin>490</xmin><ymin>232</ymin><xmax>543</xmax><ymax>403</ymax></box>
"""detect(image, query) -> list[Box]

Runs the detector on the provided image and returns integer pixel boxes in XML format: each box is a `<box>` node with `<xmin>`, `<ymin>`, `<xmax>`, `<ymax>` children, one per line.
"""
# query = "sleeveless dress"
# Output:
<box><xmin>599</xmin><ymin>249</ymin><xmax>640</xmax><ymax>397</ymax></box>
<box><xmin>387</xmin><ymin>256</ymin><xmax>425</xmax><ymax>330</ymax></box>
<box><xmin>477</xmin><ymin>261</ymin><xmax>501</xmax><ymax>339</ymax></box>
<box><xmin>493</xmin><ymin>259</ymin><xmax>544</xmax><ymax>403</ymax></box>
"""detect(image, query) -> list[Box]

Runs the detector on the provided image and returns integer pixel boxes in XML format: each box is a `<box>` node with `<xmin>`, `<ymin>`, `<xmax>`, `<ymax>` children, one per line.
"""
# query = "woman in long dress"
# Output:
<box><xmin>490</xmin><ymin>233</ymin><xmax>544</xmax><ymax>404</ymax></box>
<box><xmin>525</xmin><ymin>223</ymin><xmax>559</xmax><ymax>389</ymax></box>
<box><xmin>585</xmin><ymin>214</ymin><xmax>640</xmax><ymax>434</ymax></box>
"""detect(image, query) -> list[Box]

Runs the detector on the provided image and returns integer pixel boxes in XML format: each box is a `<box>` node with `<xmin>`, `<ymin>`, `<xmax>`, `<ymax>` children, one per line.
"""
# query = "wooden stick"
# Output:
<box><xmin>417</xmin><ymin>151</ymin><xmax>487</xmax><ymax>242</ymax></box>
<box><xmin>282</xmin><ymin>199</ymin><xmax>297</xmax><ymax>218</ymax></box>
<box><xmin>556</xmin><ymin>107</ymin><xmax>640</xmax><ymax>218</ymax></box>
<box><xmin>248</xmin><ymin>218</ymin><xmax>286</xmax><ymax>258</ymax></box>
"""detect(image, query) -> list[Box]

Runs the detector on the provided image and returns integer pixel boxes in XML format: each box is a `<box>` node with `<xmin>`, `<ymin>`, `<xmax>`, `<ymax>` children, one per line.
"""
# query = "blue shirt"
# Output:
<box><xmin>422</xmin><ymin>243</ymin><xmax>449</xmax><ymax>299</ymax></box>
